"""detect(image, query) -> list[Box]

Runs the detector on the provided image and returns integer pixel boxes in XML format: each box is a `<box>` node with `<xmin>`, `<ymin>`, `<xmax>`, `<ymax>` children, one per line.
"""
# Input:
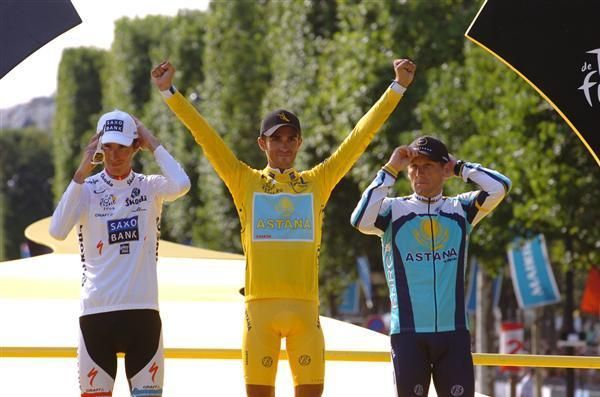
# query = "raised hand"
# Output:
<box><xmin>393</xmin><ymin>58</ymin><xmax>417</xmax><ymax>88</ymax></box>
<box><xmin>387</xmin><ymin>145</ymin><xmax>419</xmax><ymax>172</ymax></box>
<box><xmin>73</xmin><ymin>133</ymin><xmax>102</xmax><ymax>183</ymax></box>
<box><xmin>151</xmin><ymin>61</ymin><xmax>176</xmax><ymax>91</ymax></box>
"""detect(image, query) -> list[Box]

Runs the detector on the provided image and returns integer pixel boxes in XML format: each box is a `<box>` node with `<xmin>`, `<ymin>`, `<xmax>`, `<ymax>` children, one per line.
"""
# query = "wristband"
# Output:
<box><xmin>160</xmin><ymin>85</ymin><xmax>177</xmax><ymax>99</ymax></box>
<box><xmin>390</xmin><ymin>80</ymin><xmax>407</xmax><ymax>95</ymax></box>
<box><xmin>454</xmin><ymin>160</ymin><xmax>465</xmax><ymax>177</ymax></box>
<box><xmin>382</xmin><ymin>164</ymin><xmax>399</xmax><ymax>178</ymax></box>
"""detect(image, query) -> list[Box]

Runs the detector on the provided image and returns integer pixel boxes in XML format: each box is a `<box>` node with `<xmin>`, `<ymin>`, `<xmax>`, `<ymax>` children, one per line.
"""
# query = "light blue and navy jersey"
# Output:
<box><xmin>351</xmin><ymin>162</ymin><xmax>511</xmax><ymax>334</ymax></box>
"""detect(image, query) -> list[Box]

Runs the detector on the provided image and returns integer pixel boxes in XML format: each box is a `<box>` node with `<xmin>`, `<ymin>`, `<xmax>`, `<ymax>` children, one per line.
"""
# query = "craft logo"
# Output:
<box><xmin>107</xmin><ymin>216</ymin><xmax>139</xmax><ymax>244</ymax></box>
<box><xmin>104</xmin><ymin>119</ymin><xmax>124</xmax><ymax>132</ymax></box>
<box><xmin>578</xmin><ymin>48</ymin><xmax>600</xmax><ymax>107</ymax></box>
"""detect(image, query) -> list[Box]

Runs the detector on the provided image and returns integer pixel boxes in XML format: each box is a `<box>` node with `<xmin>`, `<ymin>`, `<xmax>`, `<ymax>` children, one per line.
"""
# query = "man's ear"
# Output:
<box><xmin>257</xmin><ymin>136</ymin><xmax>267</xmax><ymax>152</ymax></box>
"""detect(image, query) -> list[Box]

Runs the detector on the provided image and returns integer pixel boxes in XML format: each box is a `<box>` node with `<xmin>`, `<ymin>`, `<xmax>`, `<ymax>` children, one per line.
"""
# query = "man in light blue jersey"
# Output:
<box><xmin>351</xmin><ymin>136</ymin><xmax>511</xmax><ymax>397</ymax></box>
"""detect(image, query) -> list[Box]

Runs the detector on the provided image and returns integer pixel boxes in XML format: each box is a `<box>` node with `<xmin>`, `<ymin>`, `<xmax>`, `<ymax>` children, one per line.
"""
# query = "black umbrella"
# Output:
<box><xmin>466</xmin><ymin>0</ymin><xmax>600</xmax><ymax>167</ymax></box>
<box><xmin>0</xmin><ymin>0</ymin><xmax>81</xmax><ymax>80</ymax></box>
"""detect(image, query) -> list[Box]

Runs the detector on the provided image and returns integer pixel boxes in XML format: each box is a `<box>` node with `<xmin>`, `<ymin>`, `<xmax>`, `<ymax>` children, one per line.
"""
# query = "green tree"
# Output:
<box><xmin>0</xmin><ymin>129</ymin><xmax>54</xmax><ymax>260</ymax></box>
<box><xmin>143</xmin><ymin>10</ymin><xmax>207</xmax><ymax>243</ymax></box>
<box><xmin>105</xmin><ymin>15</ymin><xmax>170</xmax><ymax>116</ymax></box>
<box><xmin>53</xmin><ymin>47</ymin><xmax>106</xmax><ymax>202</ymax></box>
<box><xmin>418</xmin><ymin>43</ymin><xmax>600</xmax><ymax>274</ymax></box>
<box><xmin>191</xmin><ymin>0</ymin><xmax>271</xmax><ymax>251</ymax></box>
<box><xmin>306</xmin><ymin>0</ymin><xmax>479</xmax><ymax>312</ymax></box>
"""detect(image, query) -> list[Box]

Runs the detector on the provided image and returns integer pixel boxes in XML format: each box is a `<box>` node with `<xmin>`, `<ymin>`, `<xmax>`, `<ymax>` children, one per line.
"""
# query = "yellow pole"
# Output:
<box><xmin>2</xmin><ymin>347</ymin><xmax>600</xmax><ymax>369</ymax></box>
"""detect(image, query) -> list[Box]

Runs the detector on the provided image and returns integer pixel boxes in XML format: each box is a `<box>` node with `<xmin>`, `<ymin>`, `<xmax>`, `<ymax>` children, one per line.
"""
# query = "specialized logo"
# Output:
<box><xmin>96</xmin><ymin>240</ymin><xmax>104</xmax><ymax>256</ymax></box>
<box><xmin>579</xmin><ymin>48</ymin><xmax>600</xmax><ymax>107</ymax></box>
<box><xmin>107</xmin><ymin>216</ymin><xmax>139</xmax><ymax>244</ymax></box>
<box><xmin>149</xmin><ymin>362</ymin><xmax>159</xmax><ymax>383</ymax></box>
<box><xmin>262</xmin><ymin>356</ymin><xmax>273</xmax><ymax>368</ymax></box>
<box><xmin>99</xmin><ymin>193</ymin><xmax>117</xmax><ymax>211</ymax></box>
<box><xmin>87</xmin><ymin>367</ymin><xmax>98</xmax><ymax>387</ymax></box>
<box><xmin>278</xmin><ymin>112</ymin><xmax>290</xmax><ymax>122</ymax></box>
<box><xmin>252</xmin><ymin>193</ymin><xmax>314</xmax><ymax>241</ymax></box>
<box><xmin>104</xmin><ymin>119</ymin><xmax>124</xmax><ymax>132</ymax></box>
<box><xmin>298</xmin><ymin>355</ymin><xmax>311</xmax><ymax>366</ymax></box>
<box><xmin>451</xmin><ymin>385</ymin><xmax>465</xmax><ymax>396</ymax></box>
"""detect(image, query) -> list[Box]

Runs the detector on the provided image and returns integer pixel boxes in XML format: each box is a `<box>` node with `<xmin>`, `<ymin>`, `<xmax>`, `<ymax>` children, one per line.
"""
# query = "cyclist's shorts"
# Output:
<box><xmin>390</xmin><ymin>330</ymin><xmax>474</xmax><ymax>397</ymax></box>
<box><xmin>243</xmin><ymin>299</ymin><xmax>325</xmax><ymax>386</ymax></box>
<box><xmin>78</xmin><ymin>309</ymin><xmax>164</xmax><ymax>397</ymax></box>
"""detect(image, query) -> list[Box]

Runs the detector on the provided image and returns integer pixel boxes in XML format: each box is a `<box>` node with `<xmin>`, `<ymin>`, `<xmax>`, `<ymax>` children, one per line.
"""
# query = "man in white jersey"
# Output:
<box><xmin>49</xmin><ymin>109</ymin><xmax>190</xmax><ymax>397</ymax></box>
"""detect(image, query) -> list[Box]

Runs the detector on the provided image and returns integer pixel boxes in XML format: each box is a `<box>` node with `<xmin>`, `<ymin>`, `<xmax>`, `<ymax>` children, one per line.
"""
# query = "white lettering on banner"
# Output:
<box><xmin>522</xmin><ymin>243</ymin><xmax>543</xmax><ymax>296</ymax></box>
<box><xmin>578</xmin><ymin>48</ymin><xmax>600</xmax><ymax>107</ymax></box>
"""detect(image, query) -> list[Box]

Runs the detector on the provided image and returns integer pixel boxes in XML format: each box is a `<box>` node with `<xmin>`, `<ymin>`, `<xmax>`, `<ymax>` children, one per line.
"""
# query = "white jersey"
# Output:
<box><xmin>50</xmin><ymin>146</ymin><xmax>190</xmax><ymax>316</ymax></box>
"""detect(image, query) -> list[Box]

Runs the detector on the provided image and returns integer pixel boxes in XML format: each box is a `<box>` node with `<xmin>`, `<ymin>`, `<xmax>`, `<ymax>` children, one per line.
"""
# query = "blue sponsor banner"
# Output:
<box><xmin>357</xmin><ymin>256</ymin><xmax>373</xmax><ymax>309</ymax></box>
<box><xmin>338</xmin><ymin>281</ymin><xmax>360</xmax><ymax>315</ymax></box>
<box><xmin>507</xmin><ymin>234</ymin><xmax>561</xmax><ymax>309</ymax></box>
<box><xmin>252</xmin><ymin>193</ymin><xmax>314</xmax><ymax>242</ymax></box>
<box><xmin>466</xmin><ymin>258</ymin><xmax>503</xmax><ymax>314</ymax></box>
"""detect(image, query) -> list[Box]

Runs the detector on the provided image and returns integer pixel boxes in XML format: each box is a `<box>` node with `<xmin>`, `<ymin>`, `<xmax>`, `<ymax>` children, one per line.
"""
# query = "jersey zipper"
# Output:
<box><xmin>427</xmin><ymin>199</ymin><xmax>438</xmax><ymax>332</ymax></box>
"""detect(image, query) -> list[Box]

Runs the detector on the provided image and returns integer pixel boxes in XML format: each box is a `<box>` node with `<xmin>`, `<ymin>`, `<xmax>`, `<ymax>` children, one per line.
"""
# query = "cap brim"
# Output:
<box><xmin>100</xmin><ymin>132</ymin><xmax>134</xmax><ymax>147</ymax></box>
<box><xmin>414</xmin><ymin>149</ymin><xmax>448</xmax><ymax>163</ymax></box>
<box><xmin>261</xmin><ymin>123</ymin><xmax>300</xmax><ymax>137</ymax></box>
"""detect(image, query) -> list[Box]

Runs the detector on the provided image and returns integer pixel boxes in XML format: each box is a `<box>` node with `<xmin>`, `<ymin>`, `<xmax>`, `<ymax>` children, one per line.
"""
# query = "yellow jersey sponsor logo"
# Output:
<box><xmin>252</xmin><ymin>193</ymin><xmax>314</xmax><ymax>241</ymax></box>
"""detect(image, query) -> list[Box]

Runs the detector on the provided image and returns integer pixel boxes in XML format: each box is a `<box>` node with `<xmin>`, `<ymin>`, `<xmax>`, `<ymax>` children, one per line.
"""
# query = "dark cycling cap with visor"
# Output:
<box><xmin>409</xmin><ymin>136</ymin><xmax>450</xmax><ymax>163</ymax></box>
<box><xmin>260</xmin><ymin>109</ymin><xmax>301</xmax><ymax>137</ymax></box>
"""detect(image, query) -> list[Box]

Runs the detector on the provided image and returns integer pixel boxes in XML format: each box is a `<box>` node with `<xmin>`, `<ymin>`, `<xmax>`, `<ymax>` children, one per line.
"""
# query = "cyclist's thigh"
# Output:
<box><xmin>122</xmin><ymin>310</ymin><xmax>164</xmax><ymax>396</ymax></box>
<box><xmin>79</xmin><ymin>312</ymin><xmax>118</xmax><ymax>395</ymax></box>
<box><xmin>430</xmin><ymin>330</ymin><xmax>474</xmax><ymax>397</ymax></box>
<box><xmin>390</xmin><ymin>333</ymin><xmax>432</xmax><ymax>397</ymax></box>
<box><xmin>285</xmin><ymin>301</ymin><xmax>324</xmax><ymax>386</ymax></box>
<box><xmin>243</xmin><ymin>300</ymin><xmax>284</xmax><ymax>386</ymax></box>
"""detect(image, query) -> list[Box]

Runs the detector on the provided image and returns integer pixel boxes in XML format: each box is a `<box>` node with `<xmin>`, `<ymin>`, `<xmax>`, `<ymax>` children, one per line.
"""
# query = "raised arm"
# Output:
<box><xmin>454</xmin><ymin>159</ymin><xmax>512</xmax><ymax>227</ymax></box>
<box><xmin>151</xmin><ymin>61</ymin><xmax>245</xmax><ymax>193</ymax></box>
<box><xmin>351</xmin><ymin>147</ymin><xmax>416</xmax><ymax>236</ymax></box>
<box><xmin>134</xmin><ymin>117</ymin><xmax>191</xmax><ymax>201</ymax></box>
<box><xmin>313</xmin><ymin>58</ymin><xmax>416</xmax><ymax>193</ymax></box>
<box><xmin>49</xmin><ymin>134</ymin><xmax>98</xmax><ymax>239</ymax></box>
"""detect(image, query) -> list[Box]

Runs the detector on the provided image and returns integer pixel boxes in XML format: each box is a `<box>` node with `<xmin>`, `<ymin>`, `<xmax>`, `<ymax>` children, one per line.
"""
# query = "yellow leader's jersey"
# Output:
<box><xmin>164</xmin><ymin>84</ymin><xmax>403</xmax><ymax>302</ymax></box>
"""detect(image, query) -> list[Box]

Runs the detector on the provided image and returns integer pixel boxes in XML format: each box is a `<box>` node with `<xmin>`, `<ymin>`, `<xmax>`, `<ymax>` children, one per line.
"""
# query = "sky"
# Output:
<box><xmin>0</xmin><ymin>0</ymin><xmax>209</xmax><ymax>109</ymax></box>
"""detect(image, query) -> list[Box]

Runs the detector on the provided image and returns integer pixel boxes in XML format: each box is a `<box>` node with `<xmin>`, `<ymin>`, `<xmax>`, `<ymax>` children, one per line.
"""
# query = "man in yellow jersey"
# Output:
<box><xmin>151</xmin><ymin>58</ymin><xmax>415</xmax><ymax>397</ymax></box>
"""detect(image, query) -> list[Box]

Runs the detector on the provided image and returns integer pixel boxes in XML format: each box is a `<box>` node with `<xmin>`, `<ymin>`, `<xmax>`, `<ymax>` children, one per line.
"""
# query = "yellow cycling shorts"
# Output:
<box><xmin>242</xmin><ymin>298</ymin><xmax>325</xmax><ymax>386</ymax></box>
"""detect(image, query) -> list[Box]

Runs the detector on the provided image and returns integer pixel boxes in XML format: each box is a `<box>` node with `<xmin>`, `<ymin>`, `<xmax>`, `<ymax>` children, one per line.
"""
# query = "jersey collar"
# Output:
<box><xmin>99</xmin><ymin>169</ymin><xmax>136</xmax><ymax>187</ymax></box>
<box><xmin>263</xmin><ymin>166</ymin><xmax>300</xmax><ymax>182</ymax></box>
<box><xmin>413</xmin><ymin>192</ymin><xmax>443</xmax><ymax>203</ymax></box>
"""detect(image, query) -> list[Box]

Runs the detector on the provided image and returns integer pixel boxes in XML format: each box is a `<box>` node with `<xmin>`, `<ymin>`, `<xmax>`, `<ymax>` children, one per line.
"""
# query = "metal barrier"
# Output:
<box><xmin>2</xmin><ymin>347</ymin><xmax>600</xmax><ymax>368</ymax></box>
